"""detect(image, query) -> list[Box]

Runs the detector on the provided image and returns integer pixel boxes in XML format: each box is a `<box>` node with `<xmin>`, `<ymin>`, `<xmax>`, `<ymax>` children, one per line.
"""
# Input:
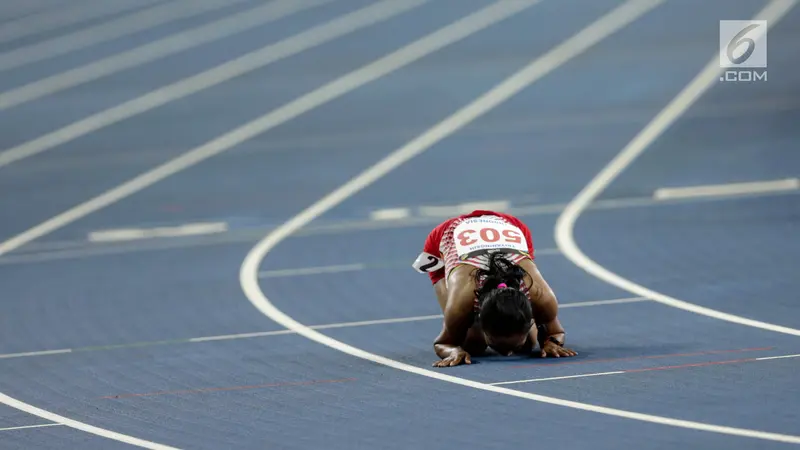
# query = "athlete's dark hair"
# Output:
<box><xmin>474</xmin><ymin>252</ymin><xmax>533</xmax><ymax>337</ymax></box>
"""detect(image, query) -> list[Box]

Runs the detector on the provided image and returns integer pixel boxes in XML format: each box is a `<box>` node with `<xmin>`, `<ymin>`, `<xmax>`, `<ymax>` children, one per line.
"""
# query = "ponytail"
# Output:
<box><xmin>473</xmin><ymin>252</ymin><xmax>527</xmax><ymax>305</ymax></box>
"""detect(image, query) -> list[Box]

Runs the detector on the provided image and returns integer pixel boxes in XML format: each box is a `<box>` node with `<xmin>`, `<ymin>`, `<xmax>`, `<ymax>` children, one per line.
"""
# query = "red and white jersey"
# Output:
<box><xmin>412</xmin><ymin>210</ymin><xmax>535</xmax><ymax>287</ymax></box>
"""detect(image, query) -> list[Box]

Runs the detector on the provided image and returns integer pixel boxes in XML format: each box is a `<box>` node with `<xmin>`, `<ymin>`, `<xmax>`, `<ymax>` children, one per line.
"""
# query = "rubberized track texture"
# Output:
<box><xmin>0</xmin><ymin>0</ymin><xmax>799</xmax><ymax>449</ymax></box>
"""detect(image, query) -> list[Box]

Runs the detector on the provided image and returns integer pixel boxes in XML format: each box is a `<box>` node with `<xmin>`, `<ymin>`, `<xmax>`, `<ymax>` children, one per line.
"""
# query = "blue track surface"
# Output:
<box><xmin>1</xmin><ymin>1</ymin><xmax>799</xmax><ymax>449</ymax></box>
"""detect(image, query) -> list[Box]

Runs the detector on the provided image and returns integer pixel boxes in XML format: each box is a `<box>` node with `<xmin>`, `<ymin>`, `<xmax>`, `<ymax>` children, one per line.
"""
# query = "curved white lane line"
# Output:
<box><xmin>0</xmin><ymin>1</ymin><xmax>543</xmax><ymax>446</ymax></box>
<box><xmin>554</xmin><ymin>0</ymin><xmax>800</xmax><ymax>337</ymax></box>
<box><xmin>0</xmin><ymin>393</ymin><xmax>179</xmax><ymax>449</ymax></box>
<box><xmin>240</xmin><ymin>0</ymin><xmax>800</xmax><ymax>444</ymax></box>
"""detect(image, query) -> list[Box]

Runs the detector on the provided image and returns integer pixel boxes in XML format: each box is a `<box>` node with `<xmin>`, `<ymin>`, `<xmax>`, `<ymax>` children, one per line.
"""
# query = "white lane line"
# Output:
<box><xmin>0</xmin><ymin>217</ymin><xmax>564</xmax><ymax>267</ymax></box>
<box><xmin>534</xmin><ymin>247</ymin><xmax>562</xmax><ymax>256</ymax></box>
<box><xmin>0</xmin><ymin>0</ymin><xmax>538</xmax><ymax>259</ymax></box>
<box><xmin>0</xmin><ymin>0</ymin><xmax>253</xmax><ymax>72</ymax></box>
<box><xmin>239</xmin><ymin>0</ymin><xmax>800</xmax><ymax>443</ymax></box>
<box><xmin>310</xmin><ymin>314</ymin><xmax>444</xmax><ymax>330</ymax></box>
<box><xmin>653</xmin><ymin>178</ymin><xmax>800</xmax><ymax>201</ymax></box>
<box><xmin>755</xmin><ymin>353</ymin><xmax>800</xmax><ymax>361</ymax></box>
<box><xmin>370</xmin><ymin>208</ymin><xmax>411</xmax><ymax>220</ymax></box>
<box><xmin>6</xmin><ymin>182</ymin><xmax>797</xmax><ymax>266</ymax></box>
<box><xmin>189</xmin><ymin>314</ymin><xmax>448</xmax><ymax>343</ymax></box>
<box><xmin>490</xmin><ymin>372</ymin><xmax>625</xmax><ymax>385</ymax></box>
<box><xmin>258</xmin><ymin>250</ymin><xmax>563</xmax><ymax>278</ymax></box>
<box><xmin>0</xmin><ymin>393</ymin><xmax>179</xmax><ymax>449</ymax></box>
<box><xmin>256</xmin><ymin>249</ymin><xmax>567</xmax><ymax>278</ymax></box>
<box><xmin>0</xmin><ymin>3</ymin><xmax>543</xmax><ymax>446</ymax></box>
<box><xmin>9</xmin><ymin>172</ymin><xmax>798</xmax><ymax>265</ymax></box>
<box><xmin>366</xmin><ymin>183</ymin><xmax>800</xmax><ymax>222</ymax></box>
<box><xmin>0</xmin><ymin>0</ymin><xmax>329</xmax><ymax>112</ymax></box>
<box><xmin>0</xmin><ymin>349</ymin><xmax>72</xmax><ymax>359</ymax></box>
<box><xmin>259</xmin><ymin>263</ymin><xmax>367</xmax><ymax>278</ymax></box>
<box><xmin>208</xmin><ymin>297</ymin><xmax>647</xmax><ymax>341</ymax></box>
<box><xmin>0</xmin><ymin>0</ymin><xmax>161</xmax><ymax>45</ymax></box>
<box><xmin>559</xmin><ymin>296</ymin><xmax>647</xmax><ymax>308</ymax></box>
<box><xmin>0</xmin><ymin>423</ymin><xmax>64</xmax><ymax>432</ymax></box>
<box><xmin>87</xmin><ymin>222</ymin><xmax>228</xmax><ymax>242</ymax></box>
<box><xmin>188</xmin><ymin>330</ymin><xmax>295</xmax><ymax>342</ymax></box>
<box><xmin>0</xmin><ymin>1</ymin><xmax>68</xmax><ymax>22</ymax></box>
<box><xmin>456</xmin><ymin>200</ymin><xmax>511</xmax><ymax>212</ymax></box>
<box><xmin>238</xmin><ymin>0</ymin><xmax>800</xmax><ymax>444</ymax></box>
<box><xmin>0</xmin><ymin>0</ymin><xmax>421</xmax><ymax>170</ymax></box>
<box><xmin>490</xmin><ymin>353</ymin><xmax>800</xmax><ymax>386</ymax></box>
<box><xmin>418</xmin><ymin>200</ymin><xmax>510</xmax><ymax>217</ymax></box>
<box><xmin>0</xmin><ymin>296</ymin><xmax>647</xmax><ymax>353</ymax></box>
<box><xmin>554</xmin><ymin>0</ymin><xmax>800</xmax><ymax>338</ymax></box>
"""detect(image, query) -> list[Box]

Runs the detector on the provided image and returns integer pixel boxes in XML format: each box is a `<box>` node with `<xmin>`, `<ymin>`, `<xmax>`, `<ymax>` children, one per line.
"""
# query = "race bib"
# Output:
<box><xmin>452</xmin><ymin>217</ymin><xmax>528</xmax><ymax>259</ymax></box>
<box><xmin>412</xmin><ymin>251</ymin><xmax>444</xmax><ymax>273</ymax></box>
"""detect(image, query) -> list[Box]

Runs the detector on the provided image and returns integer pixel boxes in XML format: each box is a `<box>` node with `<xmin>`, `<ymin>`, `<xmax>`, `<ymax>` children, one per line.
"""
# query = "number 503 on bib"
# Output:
<box><xmin>453</xmin><ymin>218</ymin><xmax>528</xmax><ymax>259</ymax></box>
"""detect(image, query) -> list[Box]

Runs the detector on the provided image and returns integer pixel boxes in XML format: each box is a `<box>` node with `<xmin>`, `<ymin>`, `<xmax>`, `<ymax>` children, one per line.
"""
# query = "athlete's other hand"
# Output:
<box><xmin>540</xmin><ymin>340</ymin><xmax>577</xmax><ymax>358</ymax></box>
<box><xmin>433</xmin><ymin>348</ymin><xmax>471</xmax><ymax>367</ymax></box>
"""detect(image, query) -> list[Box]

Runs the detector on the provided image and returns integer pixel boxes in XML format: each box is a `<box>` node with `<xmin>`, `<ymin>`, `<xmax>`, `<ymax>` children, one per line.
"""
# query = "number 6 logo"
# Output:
<box><xmin>726</xmin><ymin>23</ymin><xmax>759</xmax><ymax>65</ymax></box>
<box><xmin>719</xmin><ymin>20</ymin><xmax>767</xmax><ymax>69</ymax></box>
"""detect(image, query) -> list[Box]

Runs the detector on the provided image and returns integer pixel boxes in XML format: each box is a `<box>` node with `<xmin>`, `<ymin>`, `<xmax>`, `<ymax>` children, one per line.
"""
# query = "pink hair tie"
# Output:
<box><xmin>497</xmin><ymin>283</ymin><xmax>507</xmax><ymax>289</ymax></box>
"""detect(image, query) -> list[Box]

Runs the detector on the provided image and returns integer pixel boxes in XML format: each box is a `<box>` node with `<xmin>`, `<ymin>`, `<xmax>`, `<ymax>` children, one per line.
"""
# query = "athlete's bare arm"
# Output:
<box><xmin>432</xmin><ymin>269</ymin><xmax>482</xmax><ymax>366</ymax></box>
<box><xmin>521</xmin><ymin>260</ymin><xmax>577</xmax><ymax>358</ymax></box>
<box><xmin>433</xmin><ymin>279</ymin><xmax>448</xmax><ymax>311</ymax></box>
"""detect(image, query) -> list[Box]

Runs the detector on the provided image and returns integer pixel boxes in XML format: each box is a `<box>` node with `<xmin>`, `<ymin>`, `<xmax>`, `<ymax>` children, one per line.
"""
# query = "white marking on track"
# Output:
<box><xmin>490</xmin><ymin>372</ymin><xmax>625</xmax><ymax>385</ymax></box>
<box><xmin>0</xmin><ymin>423</ymin><xmax>64</xmax><ymax>432</ymax></box>
<box><xmin>87</xmin><ymin>222</ymin><xmax>228</xmax><ymax>242</ymax></box>
<box><xmin>0</xmin><ymin>3</ymin><xmax>545</xmax><ymax>446</ymax></box>
<box><xmin>0</xmin><ymin>0</ymin><xmax>253</xmax><ymax>72</ymax></box>
<box><xmin>554</xmin><ymin>0</ymin><xmax>800</xmax><ymax>338</ymax></box>
<box><xmin>239</xmin><ymin>0</ymin><xmax>800</xmax><ymax>445</ymax></box>
<box><xmin>653</xmin><ymin>178</ymin><xmax>800</xmax><ymax>200</ymax></box>
<box><xmin>0</xmin><ymin>349</ymin><xmax>72</xmax><ymax>359</ymax></box>
<box><xmin>239</xmin><ymin>0</ymin><xmax>800</xmax><ymax>443</ymax></box>
<box><xmin>755</xmin><ymin>353</ymin><xmax>800</xmax><ymax>361</ymax></box>
<box><xmin>188</xmin><ymin>330</ymin><xmax>295</xmax><ymax>342</ymax></box>
<box><xmin>0</xmin><ymin>0</ymin><xmax>328</xmax><ymax>111</ymax></box>
<box><xmin>558</xmin><ymin>296</ymin><xmax>647</xmax><ymax>307</ymax></box>
<box><xmin>491</xmin><ymin>352</ymin><xmax>800</xmax><ymax>386</ymax></box>
<box><xmin>0</xmin><ymin>1</ymin><xmax>68</xmax><ymax>22</ymax></box>
<box><xmin>0</xmin><ymin>393</ymin><xmax>179</xmax><ymax>449</ymax></box>
<box><xmin>0</xmin><ymin>296</ymin><xmax>648</xmax><ymax>355</ymax></box>
<box><xmin>0</xmin><ymin>0</ymin><xmax>425</xmax><ymax>170</ymax></box>
<box><xmin>370</xmin><ymin>208</ymin><xmax>411</xmax><ymax>220</ymax></box>
<box><xmin>418</xmin><ymin>200</ymin><xmax>510</xmax><ymax>217</ymax></box>
<box><xmin>3</xmin><ymin>181</ymin><xmax>793</xmax><ymax>265</ymax></box>
<box><xmin>259</xmin><ymin>263</ymin><xmax>367</xmax><ymax>278</ymax></box>
<box><xmin>196</xmin><ymin>297</ymin><xmax>648</xmax><ymax>342</ymax></box>
<box><xmin>256</xmin><ymin>248</ymin><xmax>564</xmax><ymax>278</ymax></box>
<box><xmin>0</xmin><ymin>0</ymin><xmax>160</xmax><ymax>44</ymax></box>
<box><xmin>189</xmin><ymin>314</ymin><xmax>449</xmax><ymax>343</ymax></box>
<box><xmin>0</xmin><ymin>0</ymin><xmax>538</xmax><ymax>258</ymax></box>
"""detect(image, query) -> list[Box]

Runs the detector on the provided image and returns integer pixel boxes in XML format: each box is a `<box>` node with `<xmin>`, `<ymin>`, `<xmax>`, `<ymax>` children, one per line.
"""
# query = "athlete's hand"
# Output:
<box><xmin>540</xmin><ymin>340</ymin><xmax>577</xmax><ymax>358</ymax></box>
<box><xmin>433</xmin><ymin>348</ymin><xmax>472</xmax><ymax>367</ymax></box>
